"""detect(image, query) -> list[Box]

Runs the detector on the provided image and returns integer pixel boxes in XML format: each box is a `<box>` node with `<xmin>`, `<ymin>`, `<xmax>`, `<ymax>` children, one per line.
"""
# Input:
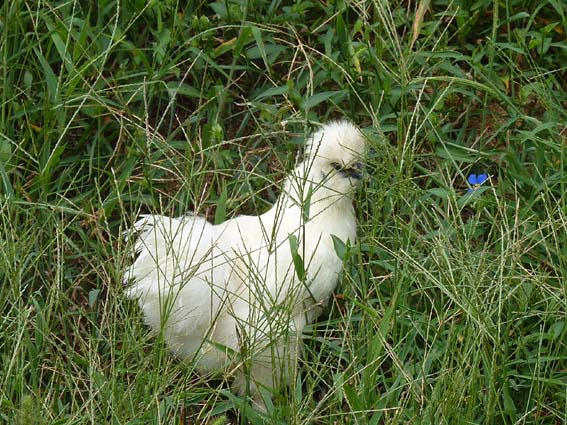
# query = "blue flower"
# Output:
<box><xmin>467</xmin><ymin>173</ymin><xmax>489</xmax><ymax>193</ymax></box>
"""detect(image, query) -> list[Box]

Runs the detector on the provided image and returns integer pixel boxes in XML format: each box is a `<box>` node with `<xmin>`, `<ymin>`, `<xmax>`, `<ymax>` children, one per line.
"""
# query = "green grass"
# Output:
<box><xmin>2</xmin><ymin>0</ymin><xmax>567</xmax><ymax>423</ymax></box>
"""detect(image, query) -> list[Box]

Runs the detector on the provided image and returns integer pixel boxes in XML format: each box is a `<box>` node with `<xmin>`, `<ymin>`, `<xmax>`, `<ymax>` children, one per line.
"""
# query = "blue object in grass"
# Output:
<box><xmin>467</xmin><ymin>173</ymin><xmax>489</xmax><ymax>193</ymax></box>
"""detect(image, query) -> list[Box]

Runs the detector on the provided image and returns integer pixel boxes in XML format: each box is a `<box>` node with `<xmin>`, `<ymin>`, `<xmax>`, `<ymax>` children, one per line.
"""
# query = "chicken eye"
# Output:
<box><xmin>328</xmin><ymin>161</ymin><xmax>363</xmax><ymax>180</ymax></box>
<box><xmin>330</xmin><ymin>162</ymin><xmax>343</xmax><ymax>172</ymax></box>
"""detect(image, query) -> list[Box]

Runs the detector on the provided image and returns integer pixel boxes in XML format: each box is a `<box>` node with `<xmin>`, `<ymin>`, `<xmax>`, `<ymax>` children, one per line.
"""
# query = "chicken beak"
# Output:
<box><xmin>347</xmin><ymin>161</ymin><xmax>364</xmax><ymax>180</ymax></box>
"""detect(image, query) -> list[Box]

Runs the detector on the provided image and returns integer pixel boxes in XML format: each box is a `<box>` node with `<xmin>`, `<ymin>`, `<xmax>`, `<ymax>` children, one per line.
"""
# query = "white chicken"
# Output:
<box><xmin>124</xmin><ymin>120</ymin><xmax>366</xmax><ymax>404</ymax></box>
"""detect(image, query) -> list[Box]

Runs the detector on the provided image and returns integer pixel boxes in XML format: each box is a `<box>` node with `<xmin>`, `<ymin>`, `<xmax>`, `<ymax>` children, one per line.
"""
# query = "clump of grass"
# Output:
<box><xmin>1</xmin><ymin>0</ymin><xmax>567</xmax><ymax>423</ymax></box>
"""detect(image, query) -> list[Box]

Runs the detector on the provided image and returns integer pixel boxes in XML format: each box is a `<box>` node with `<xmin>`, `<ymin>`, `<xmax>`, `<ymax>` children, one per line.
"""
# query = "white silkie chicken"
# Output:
<box><xmin>124</xmin><ymin>120</ymin><xmax>365</xmax><ymax>404</ymax></box>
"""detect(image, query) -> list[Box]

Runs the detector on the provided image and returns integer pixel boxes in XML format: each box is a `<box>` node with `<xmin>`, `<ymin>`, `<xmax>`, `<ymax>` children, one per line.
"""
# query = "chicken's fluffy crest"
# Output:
<box><xmin>124</xmin><ymin>120</ymin><xmax>366</xmax><ymax>407</ymax></box>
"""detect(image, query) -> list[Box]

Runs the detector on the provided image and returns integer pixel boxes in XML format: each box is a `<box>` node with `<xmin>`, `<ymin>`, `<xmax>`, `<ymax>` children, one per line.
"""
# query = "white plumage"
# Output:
<box><xmin>124</xmin><ymin>120</ymin><xmax>365</xmax><ymax>403</ymax></box>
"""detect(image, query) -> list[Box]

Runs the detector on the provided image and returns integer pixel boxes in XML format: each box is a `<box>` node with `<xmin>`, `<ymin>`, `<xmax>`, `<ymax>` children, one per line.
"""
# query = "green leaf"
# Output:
<box><xmin>44</xmin><ymin>17</ymin><xmax>74</xmax><ymax>74</ymax></box>
<box><xmin>246</xmin><ymin>43</ymin><xmax>286</xmax><ymax>63</ymax></box>
<box><xmin>166</xmin><ymin>82</ymin><xmax>201</xmax><ymax>99</ymax></box>
<box><xmin>426</xmin><ymin>187</ymin><xmax>453</xmax><ymax>199</ymax></box>
<box><xmin>34</xmin><ymin>48</ymin><xmax>58</xmax><ymax>102</ymax></box>
<box><xmin>303</xmin><ymin>90</ymin><xmax>345</xmax><ymax>110</ymax></box>
<box><xmin>153</xmin><ymin>28</ymin><xmax>171</xmax><ymax>64</ymax></box>
<box><xmin>234</xmin><ymin>25</ymin><xmax>253</xmax><ymax>57</ymax></box>
<box><xmin>336</xmin><ymin>13</ymin><xmax>350</xmax><ymax>63</ymax></box>
<box><xmin>213</xmin><ymin>37</ymin><xmax>237</xmax><ymax>57</ymax></box>
<box><xmin>288</xmin><ymin>234</ymin><xmax>305</xmax><ymax>281</ymax></box>
<box><xmin>88</xmin><ymin>289</ymin><xmax>101</xmax><ymax>308</ymax></box>
<box><xmin>343</xmin><ymin>383</ymin><xmax>364</xmax><ymax>412</ymax></box>
<box><xmin>331</xmin><ymin>234</ymin><xmax>347</xmax><ymax>260</ymax></box>
<box><xmin>250</xmin><ymin>25</ymin><xmax>269</xmax><ymax>71</ymax></box>
<box><xmin>302</xmin><ymin>185</ymin><xmax>312</xmax><ymax>222</ymax></box>
<box><xmin>0</xmin><ymin>166</ymin><xmax>12</xmax><ymax>197</ymax></box>
<box><xmin>435</xmin><ymin>143</ymin><xmax>476</xmax><ymax>163</ymax></box>
<box><xmin>214</xmin><ymin>185</ymin><xmax>227</xmax><ymax>225</ymax></box>
<box><xmin>253</xmin><ymin>85</ymin><xmax>289</xmax><ymax>101</ymax></box>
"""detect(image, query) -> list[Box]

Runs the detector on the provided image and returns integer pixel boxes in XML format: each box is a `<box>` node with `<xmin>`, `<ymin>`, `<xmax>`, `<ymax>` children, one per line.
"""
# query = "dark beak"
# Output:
<box><xmin>346</xmin><ymin>161</ymin><xmax>364</xmax><ymax>180</ymax></box>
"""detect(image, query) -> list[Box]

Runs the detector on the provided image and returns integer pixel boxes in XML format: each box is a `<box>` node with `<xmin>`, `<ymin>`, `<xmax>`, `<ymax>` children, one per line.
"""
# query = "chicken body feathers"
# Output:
<box><xmin>124</xmin><ymin>120</ymin><xmax>365</xmax><ymax>398</ymax></box>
